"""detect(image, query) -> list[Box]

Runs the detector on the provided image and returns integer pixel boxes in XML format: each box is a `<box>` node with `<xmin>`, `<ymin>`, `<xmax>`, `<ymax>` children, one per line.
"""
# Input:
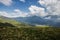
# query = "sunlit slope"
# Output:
<box><xmin>0</xmin><ymin>17</ymin><xmax>31</xmax><ymax>27</ymax></box>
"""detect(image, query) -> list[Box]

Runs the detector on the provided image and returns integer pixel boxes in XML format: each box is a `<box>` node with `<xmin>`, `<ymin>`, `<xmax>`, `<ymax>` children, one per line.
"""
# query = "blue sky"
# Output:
<box><xmin>0</xmin><ymin>0</ymin><xmax>44</xmax><ymax>18</ymax></box>
<box><xmin>0</xmin><ymin>0</ymin><xmax>40</xmax><ymax>12</ymax></box>
<box><xmin>0</xmin><ymin>0</ymin><xmax>60</xmax><ymax>22</ymax></box>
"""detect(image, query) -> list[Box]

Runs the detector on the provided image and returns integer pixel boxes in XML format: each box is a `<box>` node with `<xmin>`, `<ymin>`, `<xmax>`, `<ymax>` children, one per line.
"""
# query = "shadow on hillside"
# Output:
<box><xmin>0</xmin><ymin>22</ymin><xmax>15</xmax><ymax>27</ymax></box>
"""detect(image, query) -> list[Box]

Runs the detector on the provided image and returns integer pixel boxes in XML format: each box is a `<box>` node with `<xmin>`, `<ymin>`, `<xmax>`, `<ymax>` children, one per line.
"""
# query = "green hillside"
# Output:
<box><xmin>0</xmin><ymin>17</ymin><xmax>60</xmax><ymax>40</ymax></box>
<box><xmin>0</xmin><ymin>17</ymin><xmax>31</xmax><ymax>28</ymax></box>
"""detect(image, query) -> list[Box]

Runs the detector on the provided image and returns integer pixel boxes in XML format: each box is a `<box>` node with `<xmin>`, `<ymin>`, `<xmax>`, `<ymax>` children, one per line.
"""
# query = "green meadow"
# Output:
<box><xmin>0</xmin><ymin>18</ymin><xmax>60</xmax><ymax>40</ymax></box>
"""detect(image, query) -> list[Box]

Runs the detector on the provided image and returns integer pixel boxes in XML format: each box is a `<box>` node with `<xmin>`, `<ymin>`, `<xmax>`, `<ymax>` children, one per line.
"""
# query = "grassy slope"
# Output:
<box><xmin>0</xmin><ymin>17</ymin><xmax>31</xmax><ymax>28</ymax></box>
<box><xmin>0</xmin><ymin>17</ymin><xmax>60</xmax><ymax>40</ymax></box>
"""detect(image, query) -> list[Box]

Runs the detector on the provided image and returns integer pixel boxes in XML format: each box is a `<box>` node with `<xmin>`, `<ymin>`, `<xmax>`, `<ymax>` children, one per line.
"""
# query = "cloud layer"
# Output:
<box><xmin>0</xmin><ymin>9</ymin><xmax>28</xmax><ymax>18</ymax></box>
<box><xmin>20</xmin><ymin>0</ymin><xmax>25</xmax><ymax>2</ymax></box>
<box><xmin>38</xmin><ymin>0</ymin><xmax>60</xmax><ymax>21</ymax></box>
<box><xmin>29</xmin><ymin>5</ymin><xmax>48</xmax><ymax>17</ymax></box>
<box><xmin>0</xmin><ymin>0</ymin><xmax>12</xmax><ymax>6</ymax></box>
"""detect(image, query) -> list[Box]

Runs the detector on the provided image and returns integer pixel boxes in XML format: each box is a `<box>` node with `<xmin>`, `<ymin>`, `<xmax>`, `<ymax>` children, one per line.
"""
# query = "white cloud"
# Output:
<box><xmin>20</xmin><ymin>0</ymin><xmax>25</xmax><ymax>2</ymax></box>
<box><xmin>39</xmin><ymin>0</ymin><xmax>57</xmax><ymax>6</ymax></box>
<box><xmin>0</xmin><ymin>0</ymin><xmax>12</xmax><ymax>6</ymax></box>
<box><xmin>0</xmin><ymin>9</ymin><xmax>28</xmax><ymax>18</ymax></box>
<box><xmin>44</xmin><ymin>16</ymin><xmax>51</xmax><ymax>19</ymax></box>
<box><xmin>29</xmin><ymin>5</ymin><xmax>48</xmax><ymax>17</ymax></box>
<box><xmin>38</xmin><ymin>0</ymin><xmax>60</xmax><ymax>21</ymax></box>
<box><xmin>28</xmin><ymin>0</ymin><xmax>60</xmax><ymax>22</ymax></box>
<box><xmin>0</xmin><ymin>11</ymin><xmax>9</xmax><ymax>16</ymax></box>
<box><xmin>39</xmin><ymin>0</ymin><xmax>60</xmax><ymax>16</ymax></box>
<box><xmin>14</xmin><ymin>9</ymin><xmax>21</xmax><ymax>12</ymax></box>
<box><xmin>13</xmin><ymin>9</ymin><xmax>28</xmax><ymax>17</ymax></box>
<box><xmin>14</xmin><ymin>9</ymin><xmax>22</xmax><ymax>14</ymax></box>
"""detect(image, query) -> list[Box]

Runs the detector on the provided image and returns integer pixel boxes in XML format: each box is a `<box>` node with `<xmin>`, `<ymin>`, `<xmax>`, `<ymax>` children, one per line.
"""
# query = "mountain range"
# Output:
<box><xmin>13</xmin><ymin>15</ymin><xmax>60</xmax><ymax>27</ymax></box>
<box><xmin>0</xmin><ymin>15</ymin><xmax>60</xmax><ymax>27</ymax></box>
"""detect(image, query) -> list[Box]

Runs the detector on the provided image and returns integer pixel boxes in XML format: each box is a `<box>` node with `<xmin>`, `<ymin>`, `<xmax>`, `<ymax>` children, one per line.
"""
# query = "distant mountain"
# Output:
<box><xmin>0</xmin><ymin>16</ymin><xmax>60</xmax><ymax>27</ymax></box>
<box><xmin>13</xmin><ymin>15</ymin><xmax>60</xmax><ymax>27</ymax></box>
<box><xmin>14</xmin><ymin>16</ymin><xmax>47</xmax><ymax>25</ymax></box>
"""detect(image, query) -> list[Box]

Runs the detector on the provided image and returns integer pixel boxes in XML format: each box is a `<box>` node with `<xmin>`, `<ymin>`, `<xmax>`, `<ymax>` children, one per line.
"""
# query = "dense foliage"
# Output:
<box><xmin>0</xmin><ymin>27</ymin><xmax>60</xmax><ymax>40</ymax></box>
